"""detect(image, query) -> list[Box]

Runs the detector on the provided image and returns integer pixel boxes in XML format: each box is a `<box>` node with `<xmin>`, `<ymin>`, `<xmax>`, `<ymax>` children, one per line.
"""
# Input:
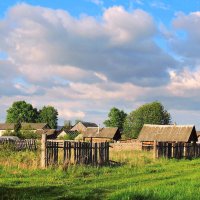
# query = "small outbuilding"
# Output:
<box><xmin>138</xmin><ymin>124</ymin><xmax>198</xmax><ymax>143</ymax></box>
<box><xmin>82</xmin><ymin>127</ymin><xmax>121</xmax><ymax>142</ymax></box>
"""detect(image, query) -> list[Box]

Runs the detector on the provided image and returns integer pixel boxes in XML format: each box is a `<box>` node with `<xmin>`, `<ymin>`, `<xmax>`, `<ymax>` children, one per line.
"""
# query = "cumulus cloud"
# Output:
<box><xmin>172</xmin><ymin>12</ymin><xmax>200</xmax><ymax>63</ymax></box>
<box><xmin>0</xmin><ymin>3</ymin><xmax>176</xmax><ymax>87</ymax></box>
<box><xmin>2</xmin><ymin>3</ymin><xmax>200</xmax><ymax>126</ymax></box>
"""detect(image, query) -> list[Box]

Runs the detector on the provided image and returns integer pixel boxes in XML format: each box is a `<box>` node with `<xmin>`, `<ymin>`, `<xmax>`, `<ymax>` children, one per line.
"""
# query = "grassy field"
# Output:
<box><xmin>1</xmin><ymin>148</ymin><xmax>200</xmax><ymax>200</ymax></box>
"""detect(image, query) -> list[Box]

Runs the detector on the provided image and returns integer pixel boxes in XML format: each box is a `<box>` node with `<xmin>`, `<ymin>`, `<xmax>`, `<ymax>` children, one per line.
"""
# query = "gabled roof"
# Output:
<box><xmin>83</xmin><ymin>127</ymin><xmax>119</xmax><ymax>139</ymax></box>
<box><xmin>0</xmin><ymin>123</ymin><xmax>15</xmax><ymax>130</ymax></box>
<box><xmin>138</xmin><ymin>124</ymin><xmax>197</xmax><ymax>142</ymax></box>
<box><xmin>80</xmin><ymin>122</ymin><xmax>98</xmax><ymax>128</ymax></box>
<box><xmin>21</xmin><ymin>123</ymin><xmax>48</xmax><ymax>130</ymax></box>
<box><xmin>35</xmin><ymin>129</ymin><xmax>56</xmax><ymax>136</ymax></box>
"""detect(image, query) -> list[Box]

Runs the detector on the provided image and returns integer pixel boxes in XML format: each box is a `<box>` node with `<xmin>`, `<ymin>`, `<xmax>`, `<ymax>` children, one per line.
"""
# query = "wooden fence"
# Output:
<box><xmin>41</xmin><ymin>134</ymin><xmax>110</xmax><ymax>168</ymax></box>
<box><xmin>142</xmin><ymin>141</ymin><xmax>200</xmax><ymax>159</ymax></box>
<box><xmin>0</xmin><ymin>139</ymin><xmax>37</xmax><ymax>151</ymax></box>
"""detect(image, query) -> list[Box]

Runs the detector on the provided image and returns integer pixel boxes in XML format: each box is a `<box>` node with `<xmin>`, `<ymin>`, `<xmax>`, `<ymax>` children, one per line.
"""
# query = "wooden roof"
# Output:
<box><xmin>138</xmin><ymin>124</ymin><xmax>198</xmax><ymax>142</ymax></box>
<box><xmin>83</xmin><ymin>127</ymin><xmax>119</xmax><ymax>139</ymax></box>
<box><xmin>35</xmin><ymin>129</ymin><xmax>56</xmax><ymax>136</ymax></box>
<box><xmin>21</xmin><ymin>123</ymin><xmax>48</xmax><ymax>130</ymax></box>
<box><xmin>0</xmin><ymin>123</ymin><xmax>15</xmax><ymax>130</ymax></box>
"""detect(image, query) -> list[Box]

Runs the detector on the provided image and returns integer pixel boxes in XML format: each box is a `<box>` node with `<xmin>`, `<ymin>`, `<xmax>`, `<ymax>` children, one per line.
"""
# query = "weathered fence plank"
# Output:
<box><xmin>143</xmin><ymin>141</ymin><xmax>200</xmax><ymax>159</ymax></box>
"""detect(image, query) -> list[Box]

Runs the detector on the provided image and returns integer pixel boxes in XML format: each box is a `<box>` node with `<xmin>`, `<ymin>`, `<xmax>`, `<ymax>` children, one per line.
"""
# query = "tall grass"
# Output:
<box><xmin>0</xmin><ymin>148</ymin><xmax>40</xmax><ymax>169</ymax></box>
<box><xmin>1</xmin><ymin>148</ymin><xmax>200</xmax><ymax>199</ymax></box>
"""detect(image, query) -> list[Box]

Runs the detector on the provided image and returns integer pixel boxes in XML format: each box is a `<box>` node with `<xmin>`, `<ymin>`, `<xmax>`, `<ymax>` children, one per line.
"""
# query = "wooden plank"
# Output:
<box><xmin>41</xmin><ymin>134</ymin><xmax>47</xmax><ymax>168</ymax></box>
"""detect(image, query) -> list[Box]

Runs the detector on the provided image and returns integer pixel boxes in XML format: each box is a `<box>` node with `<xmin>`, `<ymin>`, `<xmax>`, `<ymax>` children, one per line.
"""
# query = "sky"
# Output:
<box><xmin>1</xmin><ymin>0</ymin><xmax>200</xmax><ymax>127</ymax></box>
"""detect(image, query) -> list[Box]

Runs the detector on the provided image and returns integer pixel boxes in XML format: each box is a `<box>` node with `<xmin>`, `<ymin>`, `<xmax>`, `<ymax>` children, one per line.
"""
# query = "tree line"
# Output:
<box><xmin>5</xmin><ymin>100</ymin><xmax>171</xmax><ymax>139</ymax></box>
<box><xmin>104</xmin><ymin>102</ymin><xmax>171</xmax><ymax>138</ymax></box>
<box><xmin>6</xmin><ymin>101</ymin><xmax>58</xmax><ymax>129</ymax></box>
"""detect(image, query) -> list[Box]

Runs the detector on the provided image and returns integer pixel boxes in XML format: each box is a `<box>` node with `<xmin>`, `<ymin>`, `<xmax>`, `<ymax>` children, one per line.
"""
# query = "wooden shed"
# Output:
<box><xmin>138</xmin><ymin>124</ymin><xmax>198</xmax><ymax>143</ymax></box>
<box><xmin>82</xmin><ymin>127</ymin><xmax>121</xmax><ymax>142</ymax></box>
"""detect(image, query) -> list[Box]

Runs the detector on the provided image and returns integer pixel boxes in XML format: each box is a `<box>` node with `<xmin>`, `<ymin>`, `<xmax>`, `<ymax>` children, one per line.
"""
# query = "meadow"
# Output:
<box><xmin>1</xmin><ymin>148</ymin><xmax>200</xmax><ymax>200</ymax></box>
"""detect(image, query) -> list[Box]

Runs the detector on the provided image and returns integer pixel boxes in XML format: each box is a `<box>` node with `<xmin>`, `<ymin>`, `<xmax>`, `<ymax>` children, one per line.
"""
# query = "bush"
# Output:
<box><xmin>20</xmin><ymin>130</ymin><xmax>39</xmax><ymax>139</ymax></box>
<box><xmin>58</xmin><ymin>132</ymin><xmax>79</xmax><ymax>140</ymax></box>
<box><xmin>2</xmin><ymin>130</ymin><xmax>22</xmax><ymax>138</ymax></box>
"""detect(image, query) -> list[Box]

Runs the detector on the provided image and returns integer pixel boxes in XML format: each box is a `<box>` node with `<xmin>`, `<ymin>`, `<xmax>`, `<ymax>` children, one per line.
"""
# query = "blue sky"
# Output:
<box><xmin>1</xmin><ymin>0</ymin><xmax>200</xmax><ymax>127</ymax></box>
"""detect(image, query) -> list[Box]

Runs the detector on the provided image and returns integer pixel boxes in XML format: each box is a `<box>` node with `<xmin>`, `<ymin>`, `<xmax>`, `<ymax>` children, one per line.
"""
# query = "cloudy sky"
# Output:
<box><xmin>1</xmin><ymin>0</ymin><xmax>200</xmax><ymax>127</ymax></box>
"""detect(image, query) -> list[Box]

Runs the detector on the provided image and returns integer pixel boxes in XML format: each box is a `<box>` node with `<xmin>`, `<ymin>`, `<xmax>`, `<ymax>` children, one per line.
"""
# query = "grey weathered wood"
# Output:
<box><xmin>153</xmin><ymin>140</ymin><xmax>157</xmax><ymax>159</ymax></box>
<box><xmin>41</xmin><ymin>134</ymin><xmax>47</xmax><ymax>168</ymax></box>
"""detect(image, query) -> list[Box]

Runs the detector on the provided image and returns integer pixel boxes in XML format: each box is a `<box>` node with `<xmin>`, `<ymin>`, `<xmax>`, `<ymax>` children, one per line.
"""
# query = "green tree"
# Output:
<box><xmin>38</xmin><ymin>106</ymin><xmax>58</xmax><ymax>129</ymax></box>
<box><xmin>104</xmin><ymin>107</ymin><xmax>127</xmax><ymax>130</ymax></box>
<box><xmin>6</xmin><ymin>101</ymin><xmax>38</xmax><ymax>123</ymax></box>
<box><xmin>123</xmin><ymin>102</ymin><xmax>171</xmax><ymax>139</ymax></box>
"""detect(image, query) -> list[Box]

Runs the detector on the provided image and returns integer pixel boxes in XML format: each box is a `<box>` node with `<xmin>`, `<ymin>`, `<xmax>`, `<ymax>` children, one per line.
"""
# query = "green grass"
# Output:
<box><xmin>1</xmin><ymin>149</ymin><xmax>200</xmax><ymax>199</ymax></box>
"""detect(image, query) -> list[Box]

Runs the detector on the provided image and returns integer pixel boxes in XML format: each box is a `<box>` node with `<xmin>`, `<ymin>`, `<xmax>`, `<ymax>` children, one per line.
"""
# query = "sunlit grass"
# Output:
<box><xmin>1</xmin><ymin>148</ymin><xmax>200</xmax><ymax>199</ymax></box>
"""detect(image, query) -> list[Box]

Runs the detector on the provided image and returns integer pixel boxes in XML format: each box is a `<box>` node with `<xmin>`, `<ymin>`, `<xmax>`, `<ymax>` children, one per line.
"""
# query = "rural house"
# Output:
<box><xmin>0</xmin><ymin>123</ymin><xmax>15</xmax><ymax>136</ymax></box>
<box><xmin>70</xmin><ymin>121</ymin><xmax>98</xmax><ymax>133</ymax></box>
<box><xmin>138</xmin><ymin>124</ymin><xmax>198</xmax><ymax>143</ymax></box>
<box><xmin>0</xmin><ymin>122</ymin><xmax>51</xmax><ymax>137</ymax></box>
<box><xmin>82</xmin><ymin>127</ymin><xmax>121</xmax><ymax>142</ymax></box>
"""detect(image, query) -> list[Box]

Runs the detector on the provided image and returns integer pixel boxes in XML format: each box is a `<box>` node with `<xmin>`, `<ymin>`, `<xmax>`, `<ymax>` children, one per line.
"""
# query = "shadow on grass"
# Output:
<box><xmin>0</xmin><ymin>185</ymin><xmax>63</xmax><ymax>200</ymax></box>
<box><xmin>0</xmin><ymin>185</ymin><xmax>107</xmax><ymax>200</ymax></box>
<box><xmin>109</xmin><ymin>160</ymin><xmax>124</xmax><ymax>167</ymax></box>
<box><xmin>112</xmin><ymin>192</ymin><xmax>161</xmax><ymax>200</ymax></box>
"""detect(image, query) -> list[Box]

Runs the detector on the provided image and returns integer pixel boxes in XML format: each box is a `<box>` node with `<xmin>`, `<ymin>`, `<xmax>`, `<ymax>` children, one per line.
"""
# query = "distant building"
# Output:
<box><xmin>82</xmin><ymin>127</ymin><xmax>121</xmax><ymax>142</ymax></box>
<box><xmin>138</xmin><ymin>124</ymin><xmax>198</xmax><ymax>143</ymax></box>
<box><xmin>0</xmin><ymin>123</ymin><xmax>15</xmax><ymax>136</ymax></box>
<box><xmin>70</xmin><ymin>121</ymin><xmax>98</xmax><ymax>133</ymax></box>
<box><xmin>0</xmin><ymin>122</ymin><xmax>50</xmax><ymax>137</ymax></box>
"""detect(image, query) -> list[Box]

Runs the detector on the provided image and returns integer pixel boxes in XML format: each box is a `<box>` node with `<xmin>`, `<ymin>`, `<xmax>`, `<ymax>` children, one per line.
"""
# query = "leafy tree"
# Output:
<box><xmin>6</xmin><ymin>101</ymin><xmax>38</xmax><ymax>123</ymax></box>
<box><xmin>38</xmin><ymin>106</ymin><xmax>58</xmax><ymax>129</ymax></box>
<box><xmin>123</xmin><ymin>102</ymin><xmax>171</xmax><ymax>139</ymax></box>
<box><xmin>104</xmin><ymin>107</ymin><xmax>127</xmax><ymax>130</ymax></box>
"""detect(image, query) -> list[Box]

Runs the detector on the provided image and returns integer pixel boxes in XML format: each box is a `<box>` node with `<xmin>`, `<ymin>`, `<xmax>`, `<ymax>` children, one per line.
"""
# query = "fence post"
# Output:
<box><xmin>153</xmin><ymin>140</ymin><xmax>157</xmax><ymax>159</ymax></box>
<box><xmin>41</xmin><ymin>134</ymin><xmax>47</xmax><ymax>168</ymax></box>
<box><xmin>183</xmin><ymin>143</ymin><xmax>187</xmax><ymax>158</ymax></box>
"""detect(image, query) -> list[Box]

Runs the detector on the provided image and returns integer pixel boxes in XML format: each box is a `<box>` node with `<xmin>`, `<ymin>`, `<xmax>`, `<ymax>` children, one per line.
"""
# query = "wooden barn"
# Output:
<box><xmin>70</xmin><ymin>121</ymin><xmax>98</xmax><ymax>133</ymax></box>
<box><xmin>138</xmin><ymin>124</ymin><xmax>198</xmax><ymax>144</ymax></box>
<box><xmin>82</xmin><ymin>127</ymin><xmax>121</xmax><ymax>142</ymax></box>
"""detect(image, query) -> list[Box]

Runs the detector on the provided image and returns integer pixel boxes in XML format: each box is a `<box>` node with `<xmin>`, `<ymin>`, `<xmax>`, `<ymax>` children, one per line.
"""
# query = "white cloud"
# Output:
<box><xmin>0</xmin><ymin>3</ymin><xmax>175</xmax><ymax>88</ymax></box>
<box><xmin>3</xmin><ymin>4</ymin><xmax>200</xmax><ymax>125</ymax></box>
